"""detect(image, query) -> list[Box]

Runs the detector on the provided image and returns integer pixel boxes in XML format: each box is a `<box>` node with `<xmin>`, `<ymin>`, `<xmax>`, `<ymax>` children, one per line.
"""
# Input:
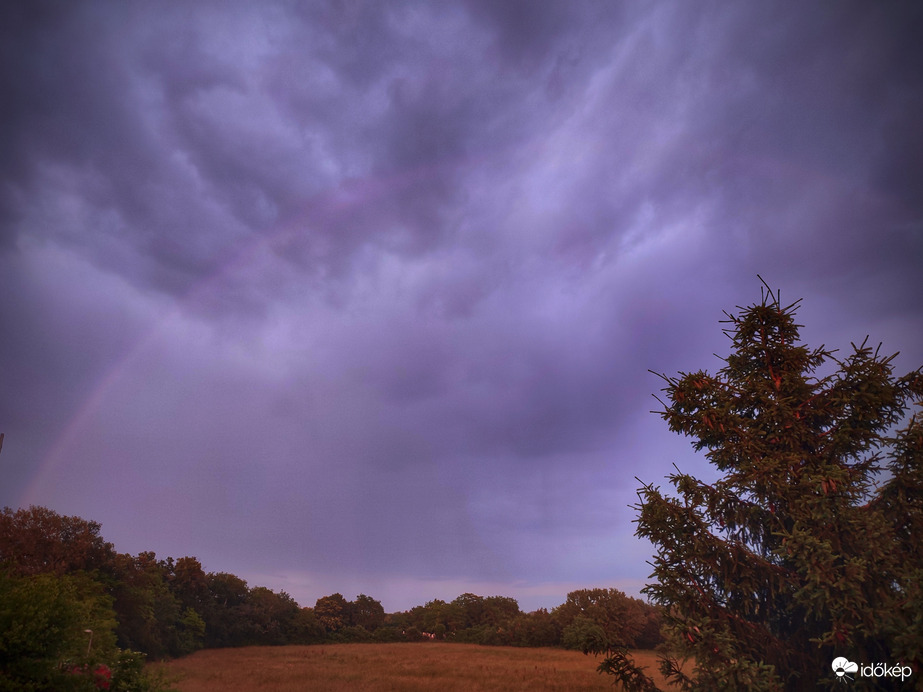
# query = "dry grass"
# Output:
<box><xmin>153</xmin><ymin>643</ymin><xmax>674</xmax><ymax>691</ymax></box>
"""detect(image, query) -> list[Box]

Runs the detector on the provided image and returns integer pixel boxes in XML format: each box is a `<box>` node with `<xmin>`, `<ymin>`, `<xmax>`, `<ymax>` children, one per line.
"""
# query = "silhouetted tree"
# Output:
<box><xmin>604</xmin><ymin>282</ymin><xmax>923</xmax><ymax>691</ymax></box>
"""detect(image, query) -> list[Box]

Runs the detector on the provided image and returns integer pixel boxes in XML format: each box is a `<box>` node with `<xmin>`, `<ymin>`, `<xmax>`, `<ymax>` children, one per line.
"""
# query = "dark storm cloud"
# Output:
<box><xmin>1</xmin><ymin>2</ymin><xmax>250</xmax><ymax>299</ymax></box>
<box><xmin>2</xmin><ymin>1</ymin><xmax>922</xmax><ymax>611</ymax></box>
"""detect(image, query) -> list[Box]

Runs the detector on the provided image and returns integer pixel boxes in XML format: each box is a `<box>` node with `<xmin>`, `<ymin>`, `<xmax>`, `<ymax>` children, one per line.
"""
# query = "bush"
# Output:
<box><xmin>0</xmin><ymin>570</ymin><xmax>88</xmax><ymax>691</ymax></box>
<box><xmin>0</xmin><ymin>570</ymin><xmax>175</xmax><ymax>692</ymax></box>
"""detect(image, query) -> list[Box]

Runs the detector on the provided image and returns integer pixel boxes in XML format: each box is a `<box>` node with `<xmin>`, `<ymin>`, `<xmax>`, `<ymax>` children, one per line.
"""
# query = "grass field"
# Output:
<box><xmin>154</xmin><ymin>642</ymin><xmax>673</xmax><ymax>691</ymax></box>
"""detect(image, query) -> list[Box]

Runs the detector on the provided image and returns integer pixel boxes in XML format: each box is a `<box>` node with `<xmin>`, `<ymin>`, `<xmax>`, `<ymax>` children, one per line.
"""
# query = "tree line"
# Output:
<box><xmin>0</xmin><ymin>503</ymin><xmax>661</xmax><ymax>690</ymax></box>
<box><xmin>314</xmin><ymin>587</ymin><xmax>661</xmax><ymax>650</ymax></box>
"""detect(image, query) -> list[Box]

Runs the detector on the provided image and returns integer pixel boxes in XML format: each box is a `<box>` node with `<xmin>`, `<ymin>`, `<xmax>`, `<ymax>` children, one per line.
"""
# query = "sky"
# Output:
<box><xmin>1</xmin><ymin>1</ymin><xmax>921</xmax><ymax>613</ymax></box>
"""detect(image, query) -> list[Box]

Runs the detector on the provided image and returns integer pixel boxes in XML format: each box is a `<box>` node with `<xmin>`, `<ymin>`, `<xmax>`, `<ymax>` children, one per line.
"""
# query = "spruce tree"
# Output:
<box><xmin>603</xmin><ymin>282</ymin><xmax>923</xmax><ymax>691</ymax></box>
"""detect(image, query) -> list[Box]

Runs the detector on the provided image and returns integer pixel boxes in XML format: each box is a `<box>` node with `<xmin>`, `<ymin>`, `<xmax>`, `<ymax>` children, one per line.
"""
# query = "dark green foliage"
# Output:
<box><xmin>508</xmin><ymin>608</ymin><xmax>561</xmax><ymax>648</ymax></box>
<box><xmin>314</xmin><ymin>593</ymin><xmax>351</xmax><ymax>633</ymax></box>
<box><xmin>553</xmin><ymin>588</ymin><xmax>659</xmax><ymax>654</ymax></box>
<box><xmin>0</xmin><ymin>499</ymin><xmax>667</xmax><ymax>676</ymax></box>
<box><xmin>0</xmin><ymin>570</ymin><xmax>168</xmax><ymax>692</ymax></box>
<box><xmin>289</xmin><ymin>607</ymin><xmax>326</xmax><ymax>644</ymax></box>
<box><xmin>440</xmin><ymin>593</ymin><xmax>522</xmax><ymax>643</ymax></box>
<box><xmin>403</xmin><ymin>626</ymin><xmax>423</xmax><ymax>641</ymax></box>
<box><xmin>605</xmin><ymin>284</ymin><xmax>923</xmax><ymax>691</ymax></box>
<box><xmin>372</xmin><ymin>625</ymin><xmax>402</xmax><ymax>642</ymax></box>
<box><xmin>200</xmin><ymin>572</ymin><xmax>250</xmax><ymax>648</ymax></box>
<box><xmin>108</xmin><ymin>552</ymin><xmax>186</xmax><ymax>658</ymax></box>
<box><xmin>352</xmin><ymin>593</ymin><xmax>386</xmax><ymax>632</ymax></box>
<box><xmin>387</xmin><ymin>589</ymin><xmax>656</xmax><ymax>649</ymax></box>
<box><xmin>311</xmin><ymin>592</ymin><xmax>388</xmax><ymax>640</ymax></box>
<box><xmin>242</xmin><ymin>587</ymin><xmax>295</xmax><ymax>645</ymax></box>
<box><xmin>0</xmin><ymin>502</ymin><xmax>325</xmax><ymax>688</ymax></box>
<box><xmin>562</xmin><ymin>616</ymin><xmax>608</xmax><ymax>654</ymax></box>
<box><xmin>0</xmin><ymin>570</ymin><xmax>85</xmax><ymax>691</ymax></box>
<box><xmin>333</xmin><ymin>625</ymin><xmax>374</xmax><ymax>643</ymax></box>
<box><xmin>451</xmin><ymin>592</ymin><xmax>490</xmax><ymax>629</ymax></box>
<box><xmin>108</xmin><ymin>649</ymin><xmax>176</xmax><ymax>692</ymax></box>
<box><xmin>168</xmin><ymin>557</ymin><xmax>208</xmax><ymax>615</ymax></box>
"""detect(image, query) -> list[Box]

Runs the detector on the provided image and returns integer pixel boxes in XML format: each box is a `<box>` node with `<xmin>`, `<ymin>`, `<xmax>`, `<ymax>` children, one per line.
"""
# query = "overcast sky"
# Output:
<box><xmin>2</xmin><ymin>1</ymin><xmax>921</xmax><ymax>613</ymax></box>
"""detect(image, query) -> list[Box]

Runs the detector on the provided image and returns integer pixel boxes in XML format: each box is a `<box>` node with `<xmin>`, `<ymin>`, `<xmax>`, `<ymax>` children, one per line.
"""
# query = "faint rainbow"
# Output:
<box><xmin>24</xmin><ymin>137</ymin><xmax>874</xmax><ymax>508</ymax></box>
<box><xmin>19</xmin><ymin>148</ymin><xmax>494</xmax><ymax>508</ymax></box>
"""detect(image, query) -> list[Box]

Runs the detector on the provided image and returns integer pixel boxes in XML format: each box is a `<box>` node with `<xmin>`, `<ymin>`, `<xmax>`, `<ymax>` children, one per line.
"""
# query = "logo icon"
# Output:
<box><xmin>832</xmin><ymin>657</ymin><xmax>858</xmax><ymax>683</ymax></box>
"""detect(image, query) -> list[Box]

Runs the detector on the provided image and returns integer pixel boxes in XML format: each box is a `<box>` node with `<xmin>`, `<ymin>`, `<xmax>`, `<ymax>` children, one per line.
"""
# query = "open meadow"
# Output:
<box><xmin>153</xmin><ymin>643</ymin><xmax>673</xmax><ymax>691</ymax></box>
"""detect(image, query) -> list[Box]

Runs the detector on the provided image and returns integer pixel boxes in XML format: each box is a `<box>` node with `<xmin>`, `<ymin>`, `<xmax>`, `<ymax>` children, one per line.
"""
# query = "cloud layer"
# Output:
<box><xmin>2</xmin><ymin>1</ymin><xmax>921</xmax><ymax>611</ymax></box>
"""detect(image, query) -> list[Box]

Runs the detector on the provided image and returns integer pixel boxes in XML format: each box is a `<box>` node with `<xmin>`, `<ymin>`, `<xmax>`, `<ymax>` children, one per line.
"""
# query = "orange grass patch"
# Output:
<box><xmin>153</xmin><ymin>643</ymin><xmax>673</xmax><ymax>691</ymax></box>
